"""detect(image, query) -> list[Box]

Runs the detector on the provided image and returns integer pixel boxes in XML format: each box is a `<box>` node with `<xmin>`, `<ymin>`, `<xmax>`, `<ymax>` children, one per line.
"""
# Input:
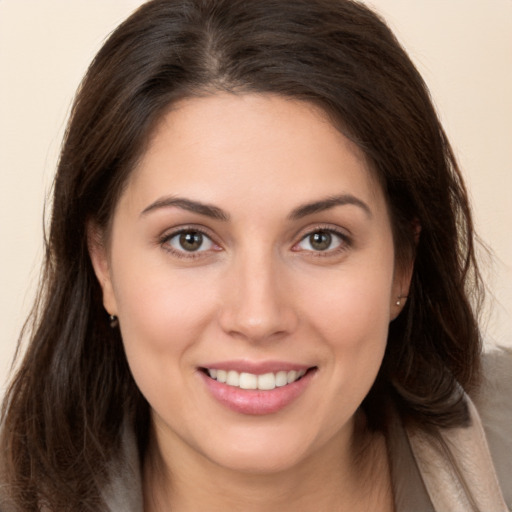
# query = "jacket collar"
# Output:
<box><xmin>103</xmin><ymin>394</ymin><xmax>507</xmax><ymax>511</ymax></box>
<box><xmin>405</xmin><ymin>396</ymin><xmax>507</xmax><ymax>511</ymax></box>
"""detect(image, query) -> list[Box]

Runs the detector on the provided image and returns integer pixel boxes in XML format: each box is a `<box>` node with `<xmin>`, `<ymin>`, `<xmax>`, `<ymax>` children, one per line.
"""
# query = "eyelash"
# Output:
<box><xmin>158</xmin><ymin>224</ymin><xmax>352</xmax><ymax>260</ymax></box>
<box><xmin>158</xmin><ymin>226</ymin><xmax>219</xmax><ymax>260</ymax></box>
<box><xmin>293</xmin><ymin>225</ymin><xmax>352</xmax><ymax>257</ymax></box>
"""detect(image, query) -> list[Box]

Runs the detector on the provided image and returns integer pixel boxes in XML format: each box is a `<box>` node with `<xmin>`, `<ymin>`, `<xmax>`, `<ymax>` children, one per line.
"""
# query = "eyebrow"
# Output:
<box><xmin>140</xmin><ymin>193</ymin><xmax>371</xmax><ymax>222</ymax></box>
<box><xmin>288</xmin><ymin>194</ymin><xmax>372</xmax><ymax>220</ymax></box>
<box><xmin>140</xmin><ymin>197</ymin><xmax>230</xmax><ymax>221</ymax></box>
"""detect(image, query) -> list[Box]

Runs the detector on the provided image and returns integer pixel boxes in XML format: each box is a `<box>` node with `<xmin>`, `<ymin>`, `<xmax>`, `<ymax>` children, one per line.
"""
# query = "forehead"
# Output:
<box><xmin>122</xmin><ymin>93</ymin><xmax>385</xmax><ymax>216</ymax></box>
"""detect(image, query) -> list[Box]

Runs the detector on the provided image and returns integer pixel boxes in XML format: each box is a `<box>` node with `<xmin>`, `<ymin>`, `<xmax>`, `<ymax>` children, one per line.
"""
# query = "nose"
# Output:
<box><xmin>218</xmin><ymin>251</ymin><xmax>298</xmax><ymax>343</ymax></box>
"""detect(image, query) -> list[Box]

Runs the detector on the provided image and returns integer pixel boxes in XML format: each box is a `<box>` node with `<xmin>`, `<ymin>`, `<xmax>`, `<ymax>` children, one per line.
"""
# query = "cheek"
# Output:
<box><xmin>315</xmin><ymin>287</ymin><xmax>390</xmax><ymax>384</ymax></box>
<box><xmin>299</xmin><ymin>256</ymin><xmax>394</xmax><ymax>391</ymax></box>
<box><xmin>111</xmin><ymin>260</ymin><xmax>218</xmax><ymax>391</ymax></box>
<box><xmin>305</xmin><ymin>262</ymin><xmax>394</xmax><ymax>345</ymax></box>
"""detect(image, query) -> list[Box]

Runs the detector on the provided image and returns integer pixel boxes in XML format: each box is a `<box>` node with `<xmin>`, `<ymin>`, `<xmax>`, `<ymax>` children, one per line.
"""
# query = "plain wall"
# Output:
<box><xmin>1</xmin><ymin>0</ymin><xmax>511</xmax><ymax>392</ymax></box>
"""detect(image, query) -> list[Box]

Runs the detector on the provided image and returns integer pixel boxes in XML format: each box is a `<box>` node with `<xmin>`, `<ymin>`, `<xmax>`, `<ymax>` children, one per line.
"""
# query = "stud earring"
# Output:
<box><xmin>109</xmin><ymin>315</ymin><xmax>119</xmax><ymax>328</ymax></box>
<box><xmin>396</xmin><ymin>295</ymin><xmax>408</xmax><ymax>307</ymax></box>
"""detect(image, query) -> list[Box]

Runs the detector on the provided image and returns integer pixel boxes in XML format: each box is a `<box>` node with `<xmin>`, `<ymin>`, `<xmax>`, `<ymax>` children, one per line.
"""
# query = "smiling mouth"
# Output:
<box><xmin>201</xmin><ymin>368</ymin><xmax>315</xmax><ymax>391</ymax></box>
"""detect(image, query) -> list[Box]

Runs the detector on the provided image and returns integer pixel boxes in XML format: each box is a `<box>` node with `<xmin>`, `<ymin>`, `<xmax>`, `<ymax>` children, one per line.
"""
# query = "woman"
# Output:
<box><xmin>1</xmin><ymin>0</ymin><xmax>510</xmax><ymax>510</ymax></box>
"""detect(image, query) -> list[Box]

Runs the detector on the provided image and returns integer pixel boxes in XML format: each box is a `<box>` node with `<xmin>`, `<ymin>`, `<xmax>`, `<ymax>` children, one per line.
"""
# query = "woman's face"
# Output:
<box><xmin>91</xmin><ymin>93</ymin><xmax>407</xmax><ymax>474</ymax></box>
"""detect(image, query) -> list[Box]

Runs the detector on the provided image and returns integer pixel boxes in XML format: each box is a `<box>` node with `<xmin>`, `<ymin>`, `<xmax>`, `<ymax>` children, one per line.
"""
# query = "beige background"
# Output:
<box><xmin>1</xmin><ymin>0</ymin><xmax>511</xmax><ymax>392</ymax></box>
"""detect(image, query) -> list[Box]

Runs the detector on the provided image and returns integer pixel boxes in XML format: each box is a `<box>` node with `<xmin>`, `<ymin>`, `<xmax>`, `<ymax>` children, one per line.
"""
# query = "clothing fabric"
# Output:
<box><xmin>101</xmin><ymin>346</ymin><xmax>512</xmax><ymax>511</ymax></box>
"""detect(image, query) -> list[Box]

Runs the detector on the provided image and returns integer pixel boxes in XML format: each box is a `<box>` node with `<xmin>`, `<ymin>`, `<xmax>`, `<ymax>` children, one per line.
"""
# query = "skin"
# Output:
<box><xmin>90</xmin><ymin>93</ymin><xmax>410</xmax><ymax>511</ymax></box>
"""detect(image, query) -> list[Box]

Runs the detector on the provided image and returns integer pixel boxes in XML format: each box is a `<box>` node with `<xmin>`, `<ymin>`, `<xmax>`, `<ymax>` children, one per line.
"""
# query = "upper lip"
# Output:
<box><xmin>198</xmin><ymin>360</ymin><xmax>314</xmax><ymax>375</ymax></box>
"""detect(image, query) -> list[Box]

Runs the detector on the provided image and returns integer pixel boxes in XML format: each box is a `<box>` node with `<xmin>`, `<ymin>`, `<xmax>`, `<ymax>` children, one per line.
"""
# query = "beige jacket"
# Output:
<box><xmin>102</xmin><ymin>347</ymin><xmax>512</xmax><ymax>511</ymax></box>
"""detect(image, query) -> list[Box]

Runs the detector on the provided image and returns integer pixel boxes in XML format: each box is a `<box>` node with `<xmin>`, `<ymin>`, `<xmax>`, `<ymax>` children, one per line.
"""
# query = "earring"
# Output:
<box><xmin>396</xmin><ymin>295</ymin><xmax>408</xmax><ymax>307</ymax></box>
<box><xmin>109</xmin><ymin>314</ymin><xmax>119</xmax><ymax>328</ymax></box>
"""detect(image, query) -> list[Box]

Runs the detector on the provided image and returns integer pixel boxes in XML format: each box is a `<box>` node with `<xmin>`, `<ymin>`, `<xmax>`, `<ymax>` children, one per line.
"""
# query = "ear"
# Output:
<box><xmin>389</xmin><ymin>260</ymin><xmax>414</xmax><ymax>321</ymax></box>
<box><xmin>389</xmin><ymin>220</ymin><xmax>421</xmax><ymax>321</ymax></box>
<box><xmin>87</xmin><ymin>222</ymin><xmax>118</xmax><ymax>316</ymax></box>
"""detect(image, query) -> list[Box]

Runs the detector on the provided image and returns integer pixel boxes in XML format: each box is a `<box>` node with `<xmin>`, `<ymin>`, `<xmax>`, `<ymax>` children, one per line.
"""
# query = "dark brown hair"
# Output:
<box><xmin>1</xmin><ymin>0</ymin><xmax>482</xmax><ymax>509</ymax></box>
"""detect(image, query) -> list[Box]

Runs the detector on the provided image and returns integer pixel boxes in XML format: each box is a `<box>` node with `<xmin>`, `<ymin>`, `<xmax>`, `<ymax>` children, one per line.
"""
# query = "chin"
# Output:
<box><xmin>208</xmin><ymin>445</ymin><xmax>309</xmax><ymax>475</ymax></box>
<box><xmin>195</xmin><ymin>422</ymin><xmax>340</xmax><ymax>476</ymax></box>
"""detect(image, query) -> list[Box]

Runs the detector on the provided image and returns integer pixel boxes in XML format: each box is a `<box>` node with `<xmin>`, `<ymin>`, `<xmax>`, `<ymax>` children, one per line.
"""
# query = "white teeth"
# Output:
<box><xmin>257</xmin><ymin>372</ymin><xmax>276</xmax><ymax>390</ymax></box>
<box><xmin>287</xmin><ymin>370</ymin><xmax>298</xmax><ymax>384</ymax></box>
<box><xmin>226</xmin><ymin>370</ymin><xmax>239</xmax><ymax>386</ymax></box>
<box><xmin>275</xmin><ymin>371</ymin><xmax>288</xmax><ymax>387</ymax></box>
<box><xmin>206</xmin><ymin>368</ymin><xmax>308</xmax><ymax>390</ymax></box>
<box><xmin>239</xmin><ymin>372</ymin><xmax>258</xmax><ymax>390</ymax></box>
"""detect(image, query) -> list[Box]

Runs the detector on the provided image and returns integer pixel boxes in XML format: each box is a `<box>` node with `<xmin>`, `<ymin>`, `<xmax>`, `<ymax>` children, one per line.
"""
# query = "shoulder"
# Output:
<box><xmin>472</xmin><ymin>345</ymin><xmax>512</xmax><ymax>508</ymax></box>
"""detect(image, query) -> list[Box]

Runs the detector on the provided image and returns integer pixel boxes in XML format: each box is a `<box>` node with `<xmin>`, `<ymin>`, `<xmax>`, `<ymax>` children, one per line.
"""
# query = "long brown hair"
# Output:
<box><xmin>1</xmin><ymin>0</ymin><xmax>483</xmax><ymax>509</ymax></box>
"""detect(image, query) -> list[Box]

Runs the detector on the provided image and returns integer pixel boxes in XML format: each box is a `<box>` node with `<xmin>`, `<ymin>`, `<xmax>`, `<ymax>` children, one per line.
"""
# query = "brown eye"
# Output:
<box><xmin>165</xmin><ymin>230</ymin><xmax>215</xmax><ymax>253</ymax></box>
<box><xmin>308</xmin><ymin>231</ymin><xmax>332</xmax><ymax>251</ymax></box>
<box><xmin>179</xmin><ymin>231</ymin><xmax>204</xmax><ymax>251</ymax></box>
<box><xmin>295</xmin><ymin>229</ymin><xmax>347</xmax><ymax>253</ymax></box>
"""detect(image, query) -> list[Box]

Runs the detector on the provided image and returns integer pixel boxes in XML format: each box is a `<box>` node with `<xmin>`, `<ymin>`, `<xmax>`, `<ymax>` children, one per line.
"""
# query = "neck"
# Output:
<box><xmin>143</xmin><ymin>413</ymin><xmax>394</xmax><ymax>512</ymax></box>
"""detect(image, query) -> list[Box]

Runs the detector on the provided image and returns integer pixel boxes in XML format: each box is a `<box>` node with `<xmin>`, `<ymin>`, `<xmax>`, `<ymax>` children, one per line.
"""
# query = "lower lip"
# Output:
<box><xmin>199</xmin><ymin>369</ymin><xmax>316</xmax><ymax>415</ymax></box>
